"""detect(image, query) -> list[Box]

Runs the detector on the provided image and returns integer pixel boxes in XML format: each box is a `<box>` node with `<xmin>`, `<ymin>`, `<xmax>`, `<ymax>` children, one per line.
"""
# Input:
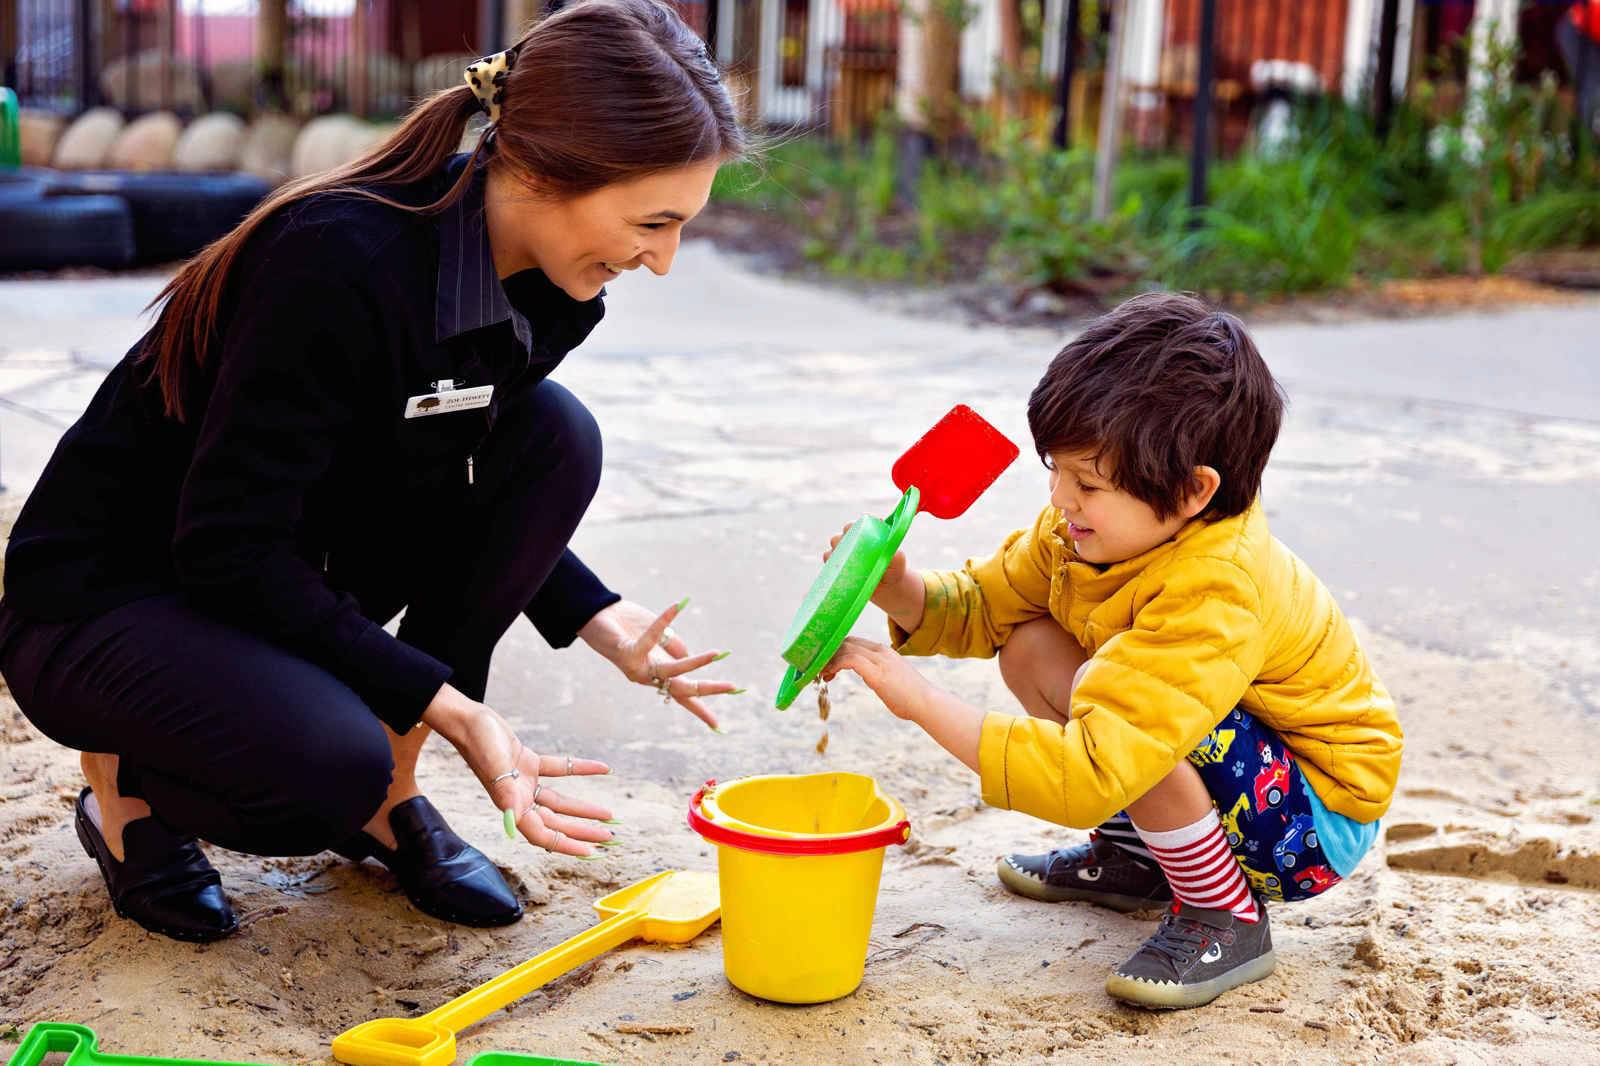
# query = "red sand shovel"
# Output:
<box><xmin>775</xmin><ymin>404</ymin><xmax>1020</xmax><ymax>708</ymax></box>
<box><xmin>890</xmin><ymin>403</ymin><xmax>1022</xmax><ymax>520</ymax></box>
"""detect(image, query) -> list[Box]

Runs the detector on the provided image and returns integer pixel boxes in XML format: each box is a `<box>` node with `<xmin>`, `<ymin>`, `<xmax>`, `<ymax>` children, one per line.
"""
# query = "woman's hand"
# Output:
<box><xmin>820</xmin><ymin>636</ymin><xmax>936</xmax><ymax>722</ymax></box>
<box><xmin>826</xmin><ymin>524</ymin><xmax>925</xmax><ymax>633</ymax></box>
<box><xmin>423</xmin><ymin>684</ymin><xmax>615</xmax><ymax>856</ymax></box>
<box><xmin>578</xmin><ymin>599</ymin><xmax>740</xmax><ymax>731</ymax></box>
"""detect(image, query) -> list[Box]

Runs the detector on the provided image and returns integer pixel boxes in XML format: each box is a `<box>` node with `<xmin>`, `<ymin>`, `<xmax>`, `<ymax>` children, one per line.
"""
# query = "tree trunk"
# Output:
<box><xmin>921</xmin><ymin>0</ymin><xmax>963</xmax><ymax>142</ymax></box>
<box><xmin>1091</xmin><ymin>0</ymin><xmax>1125</xmax><ymax>221</ymax></box>
<box><xmin>258</xmin><ymin>0</ymin><xmax>289</xmax><ymax>111</ymax></box>
<box><xmin>997</xmin><ymin>0</ymin><xmax>1023</xmax><ymax>122</ymax></box>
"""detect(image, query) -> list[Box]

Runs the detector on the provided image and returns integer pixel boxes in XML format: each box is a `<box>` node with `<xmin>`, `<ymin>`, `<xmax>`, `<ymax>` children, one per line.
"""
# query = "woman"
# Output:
<box><xmin>0</xmin><ymin>0</ymin><xmax>746</xmax><ymax>943</ymax></box>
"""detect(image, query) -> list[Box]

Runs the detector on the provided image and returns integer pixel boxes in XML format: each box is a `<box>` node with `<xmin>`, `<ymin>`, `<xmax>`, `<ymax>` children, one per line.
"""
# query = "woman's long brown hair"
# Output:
<box><xmin>143</xmin><ymin>0</ymin><xmax>748</xmax><ymax>422</ymax></box>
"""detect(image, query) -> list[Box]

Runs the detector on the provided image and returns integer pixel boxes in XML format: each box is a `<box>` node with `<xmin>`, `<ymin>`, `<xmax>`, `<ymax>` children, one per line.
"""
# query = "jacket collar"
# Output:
<box><xmin>1056</xmin><ymin>498</ymin><xmax>1264</xmax><ymax>600</ymax></box>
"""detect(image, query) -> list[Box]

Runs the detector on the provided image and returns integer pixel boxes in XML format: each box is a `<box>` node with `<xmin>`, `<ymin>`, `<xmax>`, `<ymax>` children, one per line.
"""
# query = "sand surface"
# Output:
<box><xmin>3</xmin><ymin>624</ymin><xmax>1598</xmax><ymax>1064</ymax></box>
<box><xmin>2</xmin><ymin>264</ymin><xmax>1597</xmax><ymax>1063</ymax></box>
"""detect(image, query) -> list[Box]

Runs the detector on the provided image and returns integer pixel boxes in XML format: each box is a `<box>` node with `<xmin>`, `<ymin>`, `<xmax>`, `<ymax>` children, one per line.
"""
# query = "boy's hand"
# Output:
<box><xmin>820</xmin><ymin>637</ymin><xmax>935</xmax><ymax>722</ymax></box>
<box><xmin>825</xmin><ymin>524</ymin><xmax>925</xmax><ymax>633</ymax></box>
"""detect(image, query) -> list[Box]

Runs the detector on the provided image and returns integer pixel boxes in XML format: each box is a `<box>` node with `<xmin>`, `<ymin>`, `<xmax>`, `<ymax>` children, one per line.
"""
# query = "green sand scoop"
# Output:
<box><xmin>775</xmin><ymin>485</ymin><xmax>919</xmax><ymax>709</ymax></box>
<box><xmin>774</xmin><ymin>405</ymin><xmax>1019</xmax><ymax>710</ymax></box>
<box><xmin>4</xmin><ymin>1024</ymin><xmax>279</xmax><ymax>1066</ymax></box>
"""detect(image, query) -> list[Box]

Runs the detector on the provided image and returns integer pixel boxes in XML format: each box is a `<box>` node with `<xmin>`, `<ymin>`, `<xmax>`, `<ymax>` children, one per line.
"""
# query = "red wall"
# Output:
<box><xmin>1164</xmin><ymin>0</ymin><xmax>1349</xmax><ymax>91</ymax></box>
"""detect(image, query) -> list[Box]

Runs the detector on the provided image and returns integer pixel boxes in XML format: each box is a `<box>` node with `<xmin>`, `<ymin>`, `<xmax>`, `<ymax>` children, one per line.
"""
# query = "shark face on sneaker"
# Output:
<box><xmin>997</xmin><ymin>832</ymin><xmax>1173</xmax><ymax>912</ymax></box>
<box><xmin>1105</xmin><ymin>897</ymin><xmax>1276</xmax><ymax>1010</ymax></box>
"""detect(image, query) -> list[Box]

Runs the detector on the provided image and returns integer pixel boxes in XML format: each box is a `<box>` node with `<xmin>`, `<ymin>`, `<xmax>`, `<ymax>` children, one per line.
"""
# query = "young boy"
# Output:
<box><xmin>822</xmin><ymin>292</ymin><xmax>1402</xmax><ymax>1010</ymax></box>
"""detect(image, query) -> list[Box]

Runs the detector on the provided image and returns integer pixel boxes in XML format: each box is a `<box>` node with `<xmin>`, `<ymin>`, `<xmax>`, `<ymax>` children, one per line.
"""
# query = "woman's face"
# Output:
<box><xmin>487</xmin><ymin>159</ymin><xmax>722</xmax><ymax>300</ymax></box>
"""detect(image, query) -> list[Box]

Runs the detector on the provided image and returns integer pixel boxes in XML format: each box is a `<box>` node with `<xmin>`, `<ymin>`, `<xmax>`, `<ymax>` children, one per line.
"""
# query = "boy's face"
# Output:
<box><xmin>1046</xmin><ymin>451</ymin><xmax>1217</xmax><ymax>564</ymax></box>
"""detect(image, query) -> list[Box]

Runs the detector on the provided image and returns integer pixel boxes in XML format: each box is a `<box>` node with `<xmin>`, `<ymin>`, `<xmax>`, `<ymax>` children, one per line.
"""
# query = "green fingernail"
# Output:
<box><xmin>713</xmin><ymin>651</ymin><xmax>732</xmax><ymax>662</ymax></box>
<box><xmin>675</xmin><ymin>596</ymin><xmax>691</xmax><ymax>612</ymax></box>
<box><xmin>710</xmin><ymin>726</ymin><xmax>727</xmax><ymax>735</ymax></box>
<box><xmin>576</xmin><ymin>854</ymin><xmax>603</xmax><ymax>862</ymax></box>
<box><xmin>604</xmin><ymin>818</ymin><xmax>624</xmax><ymax>825</ymax></box>
<box><xmin>502</xmin><ymin>808</ymin><xmax>517</xmax><ymax>839</ymax></box>
<box><xmin>598</xmin><ymin>840</ymin><xmax>624</xmax><ymax>849</ymax></box>
<box><xmin>727</xmin><ymin>688</ymin><xmax>747</xmax><ymax>695</ymax></box>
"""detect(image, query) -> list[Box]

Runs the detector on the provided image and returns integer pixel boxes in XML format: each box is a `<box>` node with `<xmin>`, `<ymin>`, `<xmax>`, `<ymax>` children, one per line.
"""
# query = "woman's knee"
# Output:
<box><xmin>230</xmin><ymin>710</ymin><xmax>394</xmax><ymax>855</ymax></box>
<box><xmin>298</xmin><ymin>717</ymin><xmax>394</xmax><ymax>844</ymax></box>
<box><xmin>999</xmin><ymin>617</ymin><xmax>1086</xmax><ymax>722</ymax></box>
<box><xmin>529</xmin><ymin>380</ymin><xmax>603</xmax><ymax>500</ymax></box>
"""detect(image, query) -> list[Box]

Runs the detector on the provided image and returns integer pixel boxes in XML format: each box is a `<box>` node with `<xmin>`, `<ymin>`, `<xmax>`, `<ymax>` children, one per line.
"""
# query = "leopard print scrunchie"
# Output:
<box><xmin>463</xmin><ymin>46</ymin><xmax>521</xmax><ymax>125</ymax></box>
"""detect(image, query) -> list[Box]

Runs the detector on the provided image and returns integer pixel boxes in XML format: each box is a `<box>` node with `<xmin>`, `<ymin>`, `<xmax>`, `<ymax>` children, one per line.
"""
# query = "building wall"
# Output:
<box><xmin>1163</xmin><ymin>0</ymin><xmax>1350</xmax><ymax>92</ymax></box>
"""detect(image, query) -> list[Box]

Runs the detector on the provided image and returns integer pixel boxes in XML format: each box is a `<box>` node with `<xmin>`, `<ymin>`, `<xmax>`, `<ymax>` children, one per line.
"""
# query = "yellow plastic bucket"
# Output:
<box><xmin>687</xmin><ymin>773</ymin><xmax>910</xmax><ymax>1004</ymax></box>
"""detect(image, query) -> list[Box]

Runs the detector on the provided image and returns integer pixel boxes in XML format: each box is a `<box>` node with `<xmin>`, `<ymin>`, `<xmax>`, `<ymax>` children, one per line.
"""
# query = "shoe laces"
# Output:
<box><xmin>1136</xmin><ymin>911</ymin><xmax>1216</xmax><ymax>966</ymax></box>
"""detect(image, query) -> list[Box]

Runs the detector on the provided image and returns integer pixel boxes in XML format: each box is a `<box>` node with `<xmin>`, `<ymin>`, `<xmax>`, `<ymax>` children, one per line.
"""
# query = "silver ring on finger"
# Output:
<box><xmin>490</xmin><ymin>768</ymin><xmax>521</xmax><ymax>786</ymax></box>
<box><xmin>548</xmin><ymin>825</ymin><xmax>563</xmax><ymax>850</ymax></box>
<box><xmin>565</xmin><ymin>755</ymin><xmax>573</xmax><ymax>776</ymax></box>
<box><xmin>658</xmin><ymin>676</ymin><xmax>673</xmax><ymax>703</ymax></box>
<box><xmin>658</xmin><ymin>626</ymin><xmax>676</xmax><ymax>649</ymax></box>
<box><xmin>530</xmin><ymin>781</ymin><xmax>544</xmax><ymax>807</ymax></box>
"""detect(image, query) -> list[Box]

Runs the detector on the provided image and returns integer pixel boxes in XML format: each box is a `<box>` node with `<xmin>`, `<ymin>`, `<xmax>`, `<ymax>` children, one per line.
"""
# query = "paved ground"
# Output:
<box><xmin>4</xmin><ymin>247</ymin><xmax>1597</xmax><ymax>746</ymax></box>
<box><xmin>3</xmin><ymin>247</ymin><xmax>1599</xmax><ymax>1063</ymax></box>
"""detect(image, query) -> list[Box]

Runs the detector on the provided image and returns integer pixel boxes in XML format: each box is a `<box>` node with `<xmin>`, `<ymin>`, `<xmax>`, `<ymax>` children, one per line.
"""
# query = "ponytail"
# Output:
<box><xmin>143</xmin><ymin>0</ymin><xmax>747</xmax><ymax>423</ymax></box>
<box><xmin>141</xmin><ymin>85</ymin><xmax>484</xmax><ymax>422</ymax></box>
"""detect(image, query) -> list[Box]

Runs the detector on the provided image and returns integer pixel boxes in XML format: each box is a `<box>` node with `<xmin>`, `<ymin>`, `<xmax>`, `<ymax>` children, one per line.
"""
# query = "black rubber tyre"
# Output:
<box><xmin>0</xmin><ymin>175</ymin><xmax>49</xmax><ymax>207</ymax></box>
<box><xmin>0</xmin><ymin>193</ymin><xmax>137</xmax><ymax>271</ymax></box>
<box><xmin>46</xmin><ymin>171</ymin><xmax>271</xmax><ymax>264</ymax></box>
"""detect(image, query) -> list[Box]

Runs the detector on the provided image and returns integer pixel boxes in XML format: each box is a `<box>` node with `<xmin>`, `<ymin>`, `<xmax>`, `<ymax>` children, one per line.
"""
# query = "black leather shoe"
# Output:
<box><xmin>73</xmin><ymin>787</ymin><xmax>238</xmax><ymax>943</ymax></box>
<box><xmin>333</xmin><ymin>796</ymin><xmax>523</xmax><ymax>927</ymax></box>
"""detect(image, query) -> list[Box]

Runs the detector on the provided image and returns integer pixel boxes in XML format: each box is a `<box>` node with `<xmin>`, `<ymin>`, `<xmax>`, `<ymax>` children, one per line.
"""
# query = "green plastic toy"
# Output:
<box><xmin>0</xmin><ymin>87</ymin><xmax>20</xmax><ymax>168</ymax></box>
<box><xmin>774</xmin><ymin>485</ymin><xmax>918</xmax><ymax>709</ymax></box>
<box><xmin>773</xmin><ymin>404</ymin><xmax>1020</xmax><ymax>711</ymax></box>
<box><xmin>3</xmin><ymin>1024</ymin><xmax>279</xmax><ymax>1066</ymax></box>
<box><xmin>465</xmin><ymin>1054</ymin><xmax>606</xmax><ymax>1066</ymax></box>
<box><xmin>2</xmin><ymin>1024</ymin><xmax>610</xmax><ymax>1066</ymax></box>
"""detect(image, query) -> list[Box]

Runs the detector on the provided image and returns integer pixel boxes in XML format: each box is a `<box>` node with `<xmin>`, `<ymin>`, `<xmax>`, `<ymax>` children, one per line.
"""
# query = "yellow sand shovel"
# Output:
<box><xmin>331</xmin><ymin>870</ymin><xmax>719</xmax><ymax>1066</ymax></box>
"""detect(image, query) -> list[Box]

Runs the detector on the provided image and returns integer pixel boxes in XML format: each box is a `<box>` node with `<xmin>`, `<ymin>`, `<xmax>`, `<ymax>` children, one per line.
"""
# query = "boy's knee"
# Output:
<box><xmin>999</xmin><ymin>618</ymin><xmax>1083</xmax><ymax>721</ymax></box>
<box><xmin>1071</xmin><ymin>659</ymin><xmax>1092</xmax><ymax>693</ymax></box>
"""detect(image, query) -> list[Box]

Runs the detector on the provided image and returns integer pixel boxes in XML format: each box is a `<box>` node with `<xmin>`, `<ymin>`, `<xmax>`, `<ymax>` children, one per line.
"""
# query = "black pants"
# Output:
<box><xmin>0</xmin><ymin>379</ymin><xmax>603</xmax><ymax>857</ymax></box>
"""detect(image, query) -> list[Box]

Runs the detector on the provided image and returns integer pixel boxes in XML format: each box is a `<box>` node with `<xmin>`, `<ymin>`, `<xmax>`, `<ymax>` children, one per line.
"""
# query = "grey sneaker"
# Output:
<box><xmin>1104</xmin><ymin>899</ymin><xmax>1276</xmax><ymax>1010</ymax></box>
<box><xmin>997</xmin><ymin>833</ymin><xmax>1173</xmax><ymax>912</ymax></box>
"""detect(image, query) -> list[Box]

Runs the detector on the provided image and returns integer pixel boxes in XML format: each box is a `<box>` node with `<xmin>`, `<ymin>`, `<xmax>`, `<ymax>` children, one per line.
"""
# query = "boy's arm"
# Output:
<box><xmin>977</xmin><ymin>557</ymin><xmax>1269</xmax><ymax>828</ymax></box>
<box><xmin>889</xmin><ymin>506</ymin><xmax>1059</xmax><ymax>659</ymax></box>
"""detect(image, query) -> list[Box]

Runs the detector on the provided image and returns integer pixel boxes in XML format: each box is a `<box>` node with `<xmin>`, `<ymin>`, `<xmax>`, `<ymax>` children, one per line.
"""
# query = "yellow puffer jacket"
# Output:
<box><xmin>891</xmin><ymin>499</ymin><xmax>1401</xmax><ymax>828</ymax></box>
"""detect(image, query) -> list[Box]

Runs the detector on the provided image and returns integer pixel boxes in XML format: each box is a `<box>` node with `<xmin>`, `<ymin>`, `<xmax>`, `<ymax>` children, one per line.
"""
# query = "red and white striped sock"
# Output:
<box><xmin>1132</xmin><ymin>809</ymin><xmax>1259</xmax><ymax>923</ymax></box>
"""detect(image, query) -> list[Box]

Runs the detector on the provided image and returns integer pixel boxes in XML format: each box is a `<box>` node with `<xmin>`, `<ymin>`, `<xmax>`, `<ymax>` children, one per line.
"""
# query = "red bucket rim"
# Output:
<box><xmin>687</xmin><ymin>781</ymin><xmax>911</xmax><ymax>856</ymax></box>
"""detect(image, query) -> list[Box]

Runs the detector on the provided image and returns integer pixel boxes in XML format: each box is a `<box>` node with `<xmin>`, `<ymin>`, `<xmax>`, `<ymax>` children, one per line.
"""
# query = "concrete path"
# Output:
<box><xmin>5</xmin><ymin>246</ymin><xmax>1594</xmax><ymax>742</ymax></box>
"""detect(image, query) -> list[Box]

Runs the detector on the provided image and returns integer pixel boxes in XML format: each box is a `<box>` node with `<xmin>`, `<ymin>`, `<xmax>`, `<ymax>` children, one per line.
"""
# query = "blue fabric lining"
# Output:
<box><xmin>1302</xmin><ymin>778</ymin><xmax>1379</xmax><ymax>878</ymax></box>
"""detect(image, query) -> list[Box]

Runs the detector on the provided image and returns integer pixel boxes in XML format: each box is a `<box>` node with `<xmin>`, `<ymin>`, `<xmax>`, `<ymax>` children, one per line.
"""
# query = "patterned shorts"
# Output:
<box><xmin>1185</xmin><ymin>707</ymin><xmax>1342</xmax><ymax>903</ymax></box>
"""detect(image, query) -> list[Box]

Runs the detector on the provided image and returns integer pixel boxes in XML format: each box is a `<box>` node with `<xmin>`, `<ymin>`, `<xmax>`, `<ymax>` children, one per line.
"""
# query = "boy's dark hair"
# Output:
<box><xmin>1026</xmin><ymin>292</ymin><xmax>1285</xmax><ymax>521</ymax></box>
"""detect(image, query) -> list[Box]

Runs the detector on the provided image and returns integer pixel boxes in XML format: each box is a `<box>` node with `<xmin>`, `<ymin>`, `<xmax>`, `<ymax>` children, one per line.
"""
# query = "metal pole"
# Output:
<box><xmin>1374</xmin><ymin>0</ymin><xmax>1400</xmax><ymax>138</ymax></box>
<box><xmin>75</xmin><ymin>0</ymin><xmax>95</xmax><ymax>110</ymax></box>
<box><xmin>1577</xmin><ymin>9</ymin><xmax>1593</xmax><ymax>154</ymax></box>
<box><xmin>1051</xmin><ymin>0</ymin><xmax>1080</xmax><ymax>148</ymax></box>
<box><xmin>488</xmin><ymin>0</ymin><xmax>506</xmax><ymax>47</ymax></box>
<box><xmin>195</xmin><ymin>0</ymin><xmax>211</xmax><ymax>110</ymax></box>
<box><xmin>1188</xmin><ymin>0</ymin><xmax>1217</xmax><ymax>217</ymax></box>
<box><xmin>1</xmin><ymin>0</ymin><xmax>18</xmax><ymax>92</ymax></box>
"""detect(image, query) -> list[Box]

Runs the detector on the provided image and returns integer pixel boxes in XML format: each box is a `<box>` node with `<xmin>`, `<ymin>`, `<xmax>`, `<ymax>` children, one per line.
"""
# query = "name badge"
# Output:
<box><xmin>405</xmin><ymin>382</ymin><xmax>493</xmax><ymax>419</ymax></box>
